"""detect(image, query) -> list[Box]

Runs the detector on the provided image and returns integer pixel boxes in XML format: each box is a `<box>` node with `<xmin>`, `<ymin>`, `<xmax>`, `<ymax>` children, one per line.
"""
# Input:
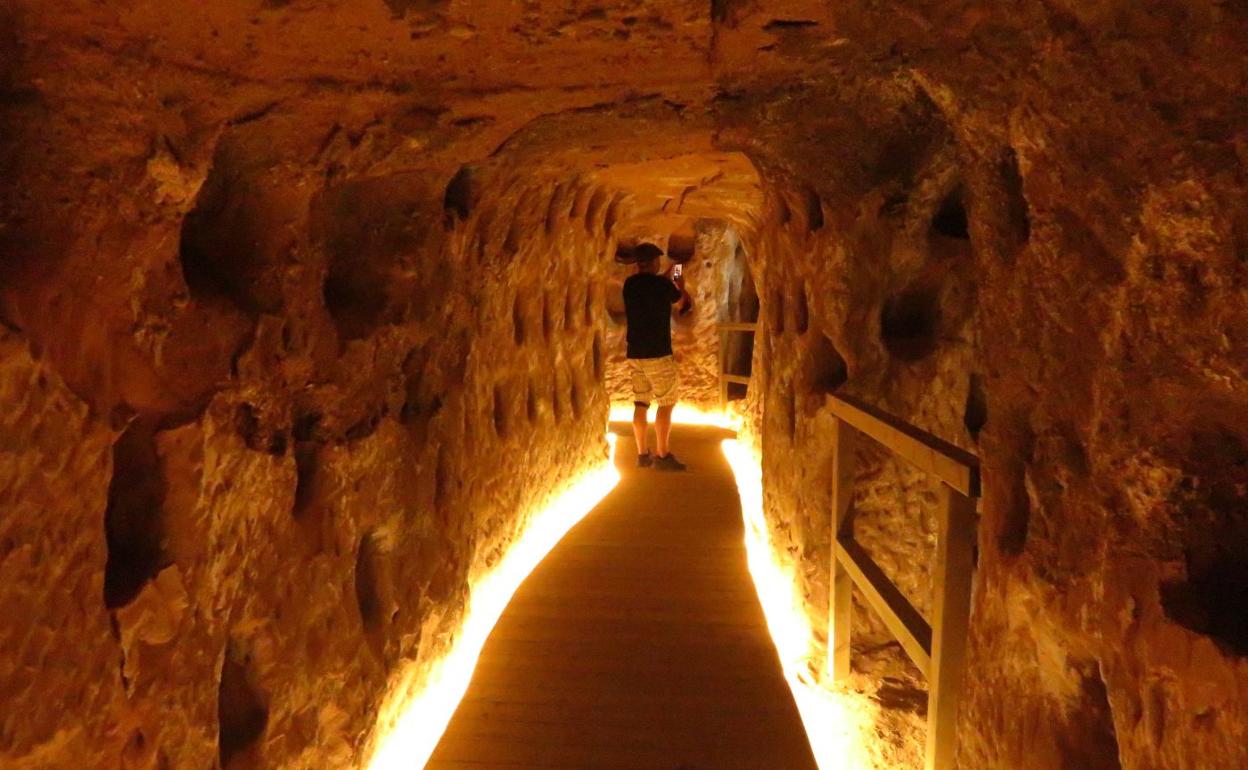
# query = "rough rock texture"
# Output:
<box><xmin>717</xmin><ymin>4</ymin><xmax>1248</xmax><ymax>769</ymax></box>
<box><xmin>0</xmin><ymin>81</ymin><xmax>619</xmax><ymax>766</ymax></box>
<box><xmin>2</xmin><ymin>2</ymin><xmax>1247</xmax><ymax>770</ymax></box>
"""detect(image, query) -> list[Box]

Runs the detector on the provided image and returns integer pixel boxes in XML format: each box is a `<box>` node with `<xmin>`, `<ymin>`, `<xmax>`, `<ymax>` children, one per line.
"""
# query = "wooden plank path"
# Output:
<box><xmin>428</xmin><ymin>425</ymin><xmax>818</xmax><ymax>770</ymax></box>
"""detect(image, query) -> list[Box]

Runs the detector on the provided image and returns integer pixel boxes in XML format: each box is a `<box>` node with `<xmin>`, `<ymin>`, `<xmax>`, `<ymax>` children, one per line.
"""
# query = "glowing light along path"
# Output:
<box><xmin>721</xmin><ymin>438</ymin><xmax>881</xmax><ymax>770</ymax></box>
<box><xmin>608</xmin><ymin>402</ymin><xmax>743</xmax><ymax>430</ymax></box>
<box><xmin>367</xmin><ymin>435</ymin><xmax>620</xmax><ymax>770</ymax></box>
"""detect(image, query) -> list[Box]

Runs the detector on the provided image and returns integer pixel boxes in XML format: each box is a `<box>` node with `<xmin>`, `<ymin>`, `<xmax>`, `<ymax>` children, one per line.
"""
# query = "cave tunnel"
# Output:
<box><xmin>1</xmin><ymin>3</ymin><xmax>1246</xmax><ymax>770</ymax></box>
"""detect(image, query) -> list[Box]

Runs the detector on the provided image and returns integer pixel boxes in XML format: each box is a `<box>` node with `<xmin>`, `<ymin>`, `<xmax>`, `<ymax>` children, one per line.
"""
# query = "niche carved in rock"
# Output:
<box><xmin>1057</xmin><ymin>666</ymin><xmax>1123</xmax><ymax>770</ymax></box>
<box><xmin>355</xmin><ymin>532</ymin><xmax>386</xmax><ymax>659</ymax></box>
<box><xmin>292</xmin><ymin>441</ymin><xmax>320</xmax><ymax>518</ymax></box>
<box><xmin>313</xmin><ymin>174</ymin><xmax>443</xmax><ymax>342</ymax></box>
<box><xmin>1000</xmin><ymin>147</ymin><xmax>1031</xmax><ymax>248</ymax></box>
<box><xmin>503</xmin><ymin>213</ymin><xmax>524</xmax><ymax>256</ymax></box>
<box><xmin>546</xmin><ymin>182</ymin><xmax>569</xmax><ymax>236</ymax></box>
<box><xmin>603</xmin><ymin>192</ymin><xmax>627</xmax><ymax>236</ymax></box>
<box><xmin>931</xmin><ymin>187</ymin><xmax>970</xmax><ymax>240</ymax></box>
<box><xmin>513</xmin><ymin>297</ymin><xmax>527</xmax><ymax>345</ymax></box>
<box><xmin>804</xmin><ymin>187</ymin><xmax>824</xmax><ymax>232</ymax></box>
<box><xmin>808</xmin><ymin>332</ymin><xmax>848</xmax><ymax>394</ymax></box>
<box><xmin>104</xmin><ymin>418</ymin><xmax>170</xmax><ymax>609</ymax></box>
<box><xmin>964</xmin><ymin>374</ymin><xmax>988</xmax><ymax>441</ymax></box>
<box><xmin>775</xmin><ymin>192</ymin><xmax>792</xmax><ymax>227</ymax></box>
<box><xmin>1160</xmin><ymin>427</ymin><xmax>1248</xmax><ymax>657</ymax></box>
<box><xmin>570</xmin><ymin>183</ymin><xmax>594</xmax><ymax>222</ymax></box>
<box><xmin>217</xmin><ymin>643</ymin><xmax>269</xmax><ymax>770</ymax></box>
<box><xmin>880</xmin><ymin>286</ymin><xmax>940</xmax><ymax>362</ymax></box>
<box><xmin>585</xmin><ymin>189</ymin><xmax>610</xmax><ymax>234</ymax></box>
<box><xmin>443</xmin><ymin>164</ymin><xmax>478</xmax><ymax>224</ymax></box>
<box><xmin>179</xmin><ymin>134</ymin><xmax>285</xmax><ymax>315</ymax></box>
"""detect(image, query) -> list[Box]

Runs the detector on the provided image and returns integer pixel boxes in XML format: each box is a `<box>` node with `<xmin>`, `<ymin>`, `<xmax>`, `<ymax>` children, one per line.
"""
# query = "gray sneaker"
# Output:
<box><xmin>654</xmin><ymin>453</ymin><xmax>687</xmax><ymax>472</ymax></box>
<box><xmin>637</xmin><ymin>452</ymin><xmax>654</xmax><ymax>468</ymax></box>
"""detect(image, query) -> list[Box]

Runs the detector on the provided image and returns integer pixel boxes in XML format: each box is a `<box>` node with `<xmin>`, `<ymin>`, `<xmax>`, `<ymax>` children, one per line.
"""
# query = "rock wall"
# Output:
<box><xmin>0</xmin><ymin>63</ymin><xmax>617</xmax><ymax>767</ymax></box>
<box><xmin>2</xmin><ymin>2</ymin><xmax>1247</xmax><ymax>770</ymax></box>
<box><xmin>714</xmin><ymin>3</ymin><xmax>1248</xmax><ymax>768</ymax></box>
<box><xmin>725</xmin><ymin>87</ymin><xmax>980</xmax><ymax>761</ymax></box>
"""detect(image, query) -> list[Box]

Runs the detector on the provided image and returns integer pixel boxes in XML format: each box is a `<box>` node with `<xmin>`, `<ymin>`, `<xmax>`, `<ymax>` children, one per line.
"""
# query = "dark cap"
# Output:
<box><xmin>634</xmin><ymin>242</ymin><xmax>663</xmax><ymax>263</ymax></box>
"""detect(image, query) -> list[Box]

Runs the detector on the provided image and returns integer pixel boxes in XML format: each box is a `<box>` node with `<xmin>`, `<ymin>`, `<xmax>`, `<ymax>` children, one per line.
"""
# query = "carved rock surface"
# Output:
<box><xmin>1</xmin><ymin>2</ymin><xmax>1246</xmax><ymax>770</ymax></box>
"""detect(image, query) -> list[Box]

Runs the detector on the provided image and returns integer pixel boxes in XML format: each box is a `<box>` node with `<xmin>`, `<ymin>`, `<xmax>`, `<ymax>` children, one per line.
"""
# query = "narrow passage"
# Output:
<box><xmin>428</xmin><ymin>425</ymin><xmax>818</xmax><ymax>769</ymax></box>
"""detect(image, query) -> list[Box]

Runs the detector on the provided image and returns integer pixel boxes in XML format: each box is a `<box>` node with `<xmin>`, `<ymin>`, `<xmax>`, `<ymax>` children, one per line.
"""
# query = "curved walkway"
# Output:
<box><xmin>428</xmin><ymin>425</ymin><xmax>817</xmax><ymax>770</ymax></box>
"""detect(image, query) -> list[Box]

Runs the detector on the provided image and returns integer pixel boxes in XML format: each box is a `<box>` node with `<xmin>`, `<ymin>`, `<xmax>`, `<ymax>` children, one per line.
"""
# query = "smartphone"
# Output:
<box><xmin>673</xmin><ymin>263</ymin><xmax>683</xmax><ymax>279</ymax></box>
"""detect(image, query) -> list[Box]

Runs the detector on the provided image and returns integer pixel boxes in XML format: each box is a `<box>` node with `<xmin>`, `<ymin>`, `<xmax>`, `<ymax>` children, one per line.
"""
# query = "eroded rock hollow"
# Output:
<box><xmin>1</xmin><ymin>2</ymin><xmax>1246</xmax><ymax>769</ymax></box>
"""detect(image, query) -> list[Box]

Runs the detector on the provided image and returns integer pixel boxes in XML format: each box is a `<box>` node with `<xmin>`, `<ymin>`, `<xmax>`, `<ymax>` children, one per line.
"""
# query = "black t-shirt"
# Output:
<box><xmin>623</xmin><ymin>273</ymin><xmax>681</xmax><ymax>359</ymax></box>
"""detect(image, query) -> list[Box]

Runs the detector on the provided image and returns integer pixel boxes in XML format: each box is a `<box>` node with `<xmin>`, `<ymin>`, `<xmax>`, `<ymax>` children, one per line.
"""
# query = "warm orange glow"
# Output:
<box><xmin>721</xmin><ymin>438</ymin><xmax>887</xmax><ymax>770</ymax></box>
<box><xmin>367</xmin><ymin>435</ymin><xmax>620</xmax><ymax>770</ymax></box>
<box><xmin>608</xmin><ymin>402</ymin><xmax>743</xmax><ymax>430</ymax></box>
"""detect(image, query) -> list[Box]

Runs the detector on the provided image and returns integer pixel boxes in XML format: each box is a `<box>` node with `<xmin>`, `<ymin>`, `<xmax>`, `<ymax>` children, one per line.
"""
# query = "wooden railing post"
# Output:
<box><xmin>816</xmin><ymin>394</ymin><xmax>980</xmax><ymax>767</ymax></box>
<box><xmin>827</xmin><ymin>417</ymin><xmax>856</xmax><ymax>683</ymax></box>
<box><xmin>925</xmin><ymin>485</ymin><xmax>977</xmax><ymax>770</ymax></box>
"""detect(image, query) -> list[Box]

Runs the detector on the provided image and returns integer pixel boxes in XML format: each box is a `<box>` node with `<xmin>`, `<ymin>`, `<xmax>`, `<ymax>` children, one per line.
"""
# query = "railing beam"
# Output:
<box><xmin>824</xmin><ymin>393</ymin><xmax>980</xmax><ymax>497</ymax></box>
<box><xmin>835</xmin><ymin>537</ymin><xmax>933</xmax><ymax>678</ymax></box>
<box><xmin>817</xmin><ymin>394</ymin><xmax>979</xmax><ymax>768</ymax></box>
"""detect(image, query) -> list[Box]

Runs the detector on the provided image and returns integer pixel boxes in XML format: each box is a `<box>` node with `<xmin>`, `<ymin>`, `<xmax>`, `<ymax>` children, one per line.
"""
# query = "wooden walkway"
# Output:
<box><xmin>428</xmin><ymin>425</ymin><xmax>818</xmax><ymax>770</ymax></box>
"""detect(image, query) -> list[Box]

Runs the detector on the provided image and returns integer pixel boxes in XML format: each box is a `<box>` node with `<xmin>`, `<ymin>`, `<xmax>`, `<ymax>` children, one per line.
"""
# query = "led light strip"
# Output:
<box><xmin>368</xmin><ymin>423</ymin><xmax>882</xmax><ymax>770</ymax></box>
<box><xmin>367</xmin><ymin>435</ymin><xmax>620</xmax><ymax>770</ymax></box>
<box><xmin>722</xmin><ymin>438</ymin><xmax>885</xmax><ymax>770</ymax></box>
<box><xmin>607</xmin><ymin>402</ymin><xmax>743</xmax><ymax>430</ymax></box>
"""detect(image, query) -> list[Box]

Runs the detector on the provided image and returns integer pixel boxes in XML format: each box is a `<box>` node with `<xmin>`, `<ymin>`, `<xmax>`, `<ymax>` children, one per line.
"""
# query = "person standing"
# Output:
<box><xmin>623</xmin><ymin>243</ymin><xmax>691</xmax><ymax>471</ymax></box>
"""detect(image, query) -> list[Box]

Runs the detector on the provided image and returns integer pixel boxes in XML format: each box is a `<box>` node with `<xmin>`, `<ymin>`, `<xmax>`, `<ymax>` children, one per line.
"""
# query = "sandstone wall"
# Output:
<box><xmin>0</xmin><ymin>52</ymin><xmax>617</xmax><ymax>767</ymax></box>
<box><xmin>715</xmin><ymin>3</ymin><xmax>1248</xmax><ymax>767</ymax></box>
<box><xmin>2</xmin><ymin>2</ymin><xmax>1247</xmax><ymax>770</ymax></box>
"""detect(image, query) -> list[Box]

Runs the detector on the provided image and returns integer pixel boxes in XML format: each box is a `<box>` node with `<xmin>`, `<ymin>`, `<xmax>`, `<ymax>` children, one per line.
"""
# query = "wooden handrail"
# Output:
<box><xmin>824</xmin><ymin>393</ymin><xmax>980</xmax><ymax>770</ymax></box>
<box><xmin>835</xmin><ymin>536</ymin><xmax>932</xmax><ymax>676</ymax></box>
<box><xmin>825</xmin><ymin>393</ymin><xmax>980</xmax><ymax>497</ymax></box>
<box><xmin>717</xmin><ymin>321</ymin><xmax>759</xmax><ymax>332</ymax></box>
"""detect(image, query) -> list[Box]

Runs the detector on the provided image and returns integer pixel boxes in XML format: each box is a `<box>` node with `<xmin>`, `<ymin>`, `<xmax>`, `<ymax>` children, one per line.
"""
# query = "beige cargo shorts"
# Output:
<box><xmin>628</xmin><ymin>355</ymin><xmax>680</xmax><ymax>407</ymax></box>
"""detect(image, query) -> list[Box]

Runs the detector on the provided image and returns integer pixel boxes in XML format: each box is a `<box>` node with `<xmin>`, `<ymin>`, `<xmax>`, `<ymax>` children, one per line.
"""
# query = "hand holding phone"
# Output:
<box><xmin>673</xmin><ymin>263</ymin><xmax>683</xmax><ymax>280</ymax></box>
